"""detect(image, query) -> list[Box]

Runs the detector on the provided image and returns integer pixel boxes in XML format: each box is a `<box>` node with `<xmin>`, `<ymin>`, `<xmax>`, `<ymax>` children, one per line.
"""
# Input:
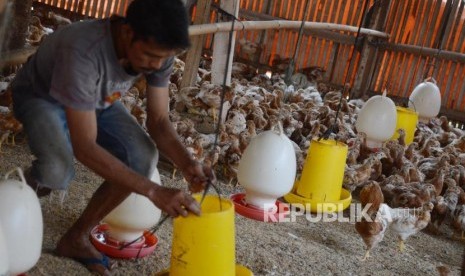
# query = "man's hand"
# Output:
<box><xmin>181</xmin><ymin>159</ymin><xmax>217</xmax><ymax>193</ymax></box>
<box><xmin>149</xmin><ymin>185</ymin><xmax>201</xmax><ymax>217</ymax></box>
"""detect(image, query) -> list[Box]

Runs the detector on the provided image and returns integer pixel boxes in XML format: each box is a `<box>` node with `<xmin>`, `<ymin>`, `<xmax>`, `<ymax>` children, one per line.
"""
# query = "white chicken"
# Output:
<box><xmin>388</xmin><ymin>202</ymin><xmax>434</xmax><ymax>252</ymax></box>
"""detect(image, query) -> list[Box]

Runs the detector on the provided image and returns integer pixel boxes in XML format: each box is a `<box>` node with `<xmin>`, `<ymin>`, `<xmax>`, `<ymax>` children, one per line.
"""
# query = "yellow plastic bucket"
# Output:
<box><xmin>391</xmin><ymin>106</ymin><xmax>418</xmax><ymax>145</ymax></box>
<box><xmin>170</xmin><ymin>195</ymin><xmax>236</xmax><ymax>276</ymax></box>
<box><xmin>294</xmin><ymin>139</ymin><xmax>348</xmax><ymax>202</ymax></box>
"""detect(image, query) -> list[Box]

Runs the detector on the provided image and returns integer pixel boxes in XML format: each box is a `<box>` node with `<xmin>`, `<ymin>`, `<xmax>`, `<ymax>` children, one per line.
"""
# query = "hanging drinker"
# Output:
<box><xmin>0</xmin><ymin>167</ymin><xmax>43</xmax><ymax>275</ymax></box>
<box><xmin>91</xmin><ymin>168</ymin><xmax>162</xmax><ymax>259</ymax></box>
<box><xmin>232</xmin><ymin>122</ymin><xmax>294</xmax><ymax>222</ymax></box>
<box><xmin>409</xmin><ymin>77</ymin><xmax>441</xmax><ymax>123</ymax></box>
<box><xmin>355</xmin><ymin>90</ymin><xmax>397</xmax><ymax>149</ymax></box>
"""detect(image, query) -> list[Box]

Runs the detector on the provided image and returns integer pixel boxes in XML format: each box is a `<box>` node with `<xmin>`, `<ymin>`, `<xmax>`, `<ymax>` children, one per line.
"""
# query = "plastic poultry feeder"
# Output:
<box><xmin>284</xmin><ymin>139</ymin><xmax>351</xmax><ymax>213</ymax></box>
<box><xmin>391</xmin><ymin>106</ymin><xmax>419</xmax><ymax>145</ymax></box>
<box><xmin>158</xmin><ymin>195</ymin><xmax>252</xmax><ymax>276</ymax></box>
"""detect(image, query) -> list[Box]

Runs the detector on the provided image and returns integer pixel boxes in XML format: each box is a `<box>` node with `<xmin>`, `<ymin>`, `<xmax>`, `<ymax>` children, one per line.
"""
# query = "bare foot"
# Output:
<box><xmin>56</xmin><ymin>229</ymin><xmax>114</xmax><ymax>275</ymax></box>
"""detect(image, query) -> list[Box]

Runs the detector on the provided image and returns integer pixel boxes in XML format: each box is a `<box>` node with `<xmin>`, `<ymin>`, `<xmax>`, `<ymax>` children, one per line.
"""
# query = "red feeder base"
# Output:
<box><xmin>230</xmin><ymin>193</ymin><xmax>290</xmax><ymax>222</ymax></box>
<box><xmin>90</xmin><ymin>223</ymin><xmax>158</xmax><ymax>259</ymax></box>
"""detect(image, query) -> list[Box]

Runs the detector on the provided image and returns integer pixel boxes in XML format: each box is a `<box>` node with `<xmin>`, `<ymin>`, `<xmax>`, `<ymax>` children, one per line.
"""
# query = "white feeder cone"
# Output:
<box><xmin>103</xmin><ymin>168</ymin><xmax>162</xmax><ymax>242</ymax></box>
<box><xmin>0</xmin><ymin>168</ymin><xmax>43</xmax><ymax>275</ymax></box>
<box><xmin>237</xmin><ymin>123</ymin><xmax>296</xmax><ymax>209</ymax></box>
<box><xmin>355</xmin><ymin>90</ymin><xmax>397</xmax><ymax>149</ymax></box>
<box><xmin>0</xmin><ymin>222</ymin><xmax>9</xmax><ymax>276</ymax></box>
<box><xmin>409</xmin><ymin>78</ymin><xmax>441</xmax><ymax>122</ymax></box>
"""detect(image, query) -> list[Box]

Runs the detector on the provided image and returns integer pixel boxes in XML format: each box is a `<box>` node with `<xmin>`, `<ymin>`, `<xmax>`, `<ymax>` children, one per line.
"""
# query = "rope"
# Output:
<box><xmin>201</xmin><ymin>5</ymin><xmax>242</xmax><ymax>209</ymax></box>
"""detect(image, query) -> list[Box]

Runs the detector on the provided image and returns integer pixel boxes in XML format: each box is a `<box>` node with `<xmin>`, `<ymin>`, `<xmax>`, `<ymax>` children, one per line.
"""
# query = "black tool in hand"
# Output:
<box><xmin>199</xmin><ymin>178</ymin><xmax>223</xmax><ymax>211</ymax></box>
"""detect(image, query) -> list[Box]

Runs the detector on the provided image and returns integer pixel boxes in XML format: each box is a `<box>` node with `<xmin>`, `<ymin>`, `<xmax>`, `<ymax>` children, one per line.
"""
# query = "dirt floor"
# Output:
<box><xmin>1</xmin><ymin>142</ymin><xmax>464</xmax><ymax>276</ymax></box>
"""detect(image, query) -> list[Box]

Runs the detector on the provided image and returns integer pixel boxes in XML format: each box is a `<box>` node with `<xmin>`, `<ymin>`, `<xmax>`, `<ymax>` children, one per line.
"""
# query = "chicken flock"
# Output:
<box><xmin>124</xmin><ymin>57</ymin><xmax>465</xmax><ymax>260</ymax></box>
<box><xmin>1</xmin><ymin>11</ymin><xmax>465</xmax><ymax>262</ymax></box>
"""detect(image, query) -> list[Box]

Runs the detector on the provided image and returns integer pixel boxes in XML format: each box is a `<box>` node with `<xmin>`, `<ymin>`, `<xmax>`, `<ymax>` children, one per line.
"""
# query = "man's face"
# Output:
<box><xmin>125</xmin><ymin>38</ymin><xmax>178</xmax><ymax>74</ymax></box>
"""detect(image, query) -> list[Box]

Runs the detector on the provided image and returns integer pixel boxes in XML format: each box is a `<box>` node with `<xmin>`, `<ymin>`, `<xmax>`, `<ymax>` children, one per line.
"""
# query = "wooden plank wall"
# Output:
<box><xmin>34</xmin><ymin>0</ymin><xmax>370</xmax><ymax>87</ymax></box>
<box><xmin>34</xmin><ymin>0</ymin><xmax>465</xmax><ymax>116</ymax></box>
<box><xmin>232</xmin><ymin>0</ymin><xmax>370</xmax><ymax>88</ymax></box>
<box><xmin>36</xmin><ymin>0</ymin><xmax>130</xmax><ymax>18</ymax></box>
<box><xmin>373</xmin><ymin>0</ymin><xmax>465</xmax><ymax>115</ymax></box>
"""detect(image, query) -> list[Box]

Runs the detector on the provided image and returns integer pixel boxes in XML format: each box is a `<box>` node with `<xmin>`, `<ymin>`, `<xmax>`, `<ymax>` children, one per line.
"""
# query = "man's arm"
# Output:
<box><xmin>65</xmin><ymin>107</ymin><xmax>199</xmax><ymax>216</ymax></box>
<box><xmin>145</xmin><ymin>86</ymin><xmax>214</xmax><ymax>191</ymax></box>
<box><xmin>145</xmin><ymin>86</ymin><xmax>192</xmax><ymax>169</ymax></box>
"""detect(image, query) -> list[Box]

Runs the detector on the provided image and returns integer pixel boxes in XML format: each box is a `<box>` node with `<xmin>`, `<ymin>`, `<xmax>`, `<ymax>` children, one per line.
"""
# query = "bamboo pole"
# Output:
<box><xmin>0</xmin><ymin>20</ymin><xmax>389</xmax><ymax>67</ymax></box>
<box><xmin>188</xmin><ymin>20</ymin><xmax>390</xmax><ymax>38</ymax></box>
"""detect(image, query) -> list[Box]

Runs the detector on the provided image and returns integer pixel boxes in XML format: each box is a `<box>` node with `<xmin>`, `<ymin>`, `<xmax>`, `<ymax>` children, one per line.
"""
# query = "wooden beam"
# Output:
<box><xmin>352</xmin><ymin>0</ymin><xmax>391</xmax><ymax>99</ymax></box>
<box><xmin>379</xmin><ymin>43</ymin><xmax>465</xmax><ymax>63</ymax></box>
<box><xmin>180</xmin><ymin>0</ymin><xmax>212</xmax><ymax>89</ymax></box>
<box><xmin>211</xmin><ymin>0</ymin><xmax>239</xmax><ymax>86</ymax></box>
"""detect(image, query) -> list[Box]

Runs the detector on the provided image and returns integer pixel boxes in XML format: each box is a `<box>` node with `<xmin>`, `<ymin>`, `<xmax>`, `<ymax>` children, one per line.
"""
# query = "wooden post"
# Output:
<box><xmin>0</xmin><ymin>0</ymin><xmax>7</xmax><ymax>13</ymax></box>
<box><xmin>432</xmin><ymin>0</ymin><xmax>459</xmax><ymax>79</ymax></box>
<box><xmin>4</xmin><ymin>0</ymin><xmax>33</xmax><ymax>51</ymax></box>
<box><xmin>0</xmin><ymin>0</ymin><xmax>12</xmax><ymax>56</ymax></box>
<box><xmin>211</xmin><ymin>0</ymin><xmax>239</xmax><ymax>86</ymax></box>
<box><xmin>352</xmin><ymin>0</ymin><xmax>391</xmax><ymax>99</ymax></box>
<box><xmin>253</xmin><ymin>0</ymin><xmax>273</xmax><ymax>69</ymax></box>
<box><xmin>180</xmin><ymin>0</ymin><xmax>212</xmax><ymax>89</ymax></box>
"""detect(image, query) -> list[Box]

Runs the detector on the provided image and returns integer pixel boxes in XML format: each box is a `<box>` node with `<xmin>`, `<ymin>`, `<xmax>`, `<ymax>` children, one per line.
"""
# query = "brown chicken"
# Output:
<box><xmin>431</xmin><ymin>185</ymin><xmax>463</xmax><ymax>232</ymax></box>
<box><xmin>343</xmin><ymin>152</ymin><xmax>386</xmax><ymax>192</ymax></box>
<box><xmin>396</xmin><ymin>128</ymin><xmax>406</xmax><ymax>147</ymax></box>
<box><xmin>0</xmin><ymin>131</ymin><xmax>9</xmax><ymax>153</ymax></box>
<box><xmin>429</xmin><ymin>196</ymin><xmax>448</xmax><ymax>234</ymax></box>
<box><xmin>355</xmin><ymin>181</ymin><xmax>390</xmax><ymax>260</ymax></box>
<box><xmin>0</xmin><ymin>112</ymin><xmax>23</xmax><ymax>149</ymax></box>
<box><xmin>404</xmin><ymin>142</ymin><xmax>419</xmax><ymax>163</ymax></box>
<box><xmin>427</xmin><ymin>167</ymin><xmax>447</xmax><ymax>196</ymax></box>
<box><xmin>0</xmin><ymin>87</ymin><xmax>12</xmax><ymax>107</ymax></box>
<box><xmin>389</xmin><ymin>182</ymin><xmax>434</xmax><ymax>209</ymax></box>
<box><xmin>197</xmin><ymin>83</ymin><xmax>235</xmax><ymax>123</ymax></box>
<box><xmin>452</xmin><ymin>196</ymin><xmax>465</xmax><ymax>239</ymax></box>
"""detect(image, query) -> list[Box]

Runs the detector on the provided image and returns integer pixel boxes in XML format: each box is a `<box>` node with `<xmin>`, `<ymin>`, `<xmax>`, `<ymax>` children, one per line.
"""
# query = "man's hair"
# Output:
<box><xmin>125</xmin><ymin>0</ymin><xmax>190</xmax><ymax>50</ymax></box>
